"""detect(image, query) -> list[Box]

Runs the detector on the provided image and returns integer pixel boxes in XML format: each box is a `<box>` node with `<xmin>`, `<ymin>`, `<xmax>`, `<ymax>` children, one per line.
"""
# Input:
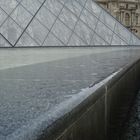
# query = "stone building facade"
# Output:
<box><xmin>96</xmin><ymin>0</ymin><xmax>140</xmax><ymax>37</ymax></box>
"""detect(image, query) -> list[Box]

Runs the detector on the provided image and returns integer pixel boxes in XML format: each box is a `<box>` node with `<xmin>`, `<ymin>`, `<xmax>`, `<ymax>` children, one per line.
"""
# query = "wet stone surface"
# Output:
<box><xmin>0</xmin><ymin>48</ymin><xmax>140</xmax><ymax>139</ymax></box>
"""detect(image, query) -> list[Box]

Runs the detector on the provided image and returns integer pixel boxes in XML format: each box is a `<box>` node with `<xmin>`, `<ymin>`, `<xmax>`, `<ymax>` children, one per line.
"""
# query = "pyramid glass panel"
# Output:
<box><xmin>43</xmin><ymin>32</ymin><xmax>64</xmax><ymax>46</ymax></box>
<box><xmin>68</xmin><ymin>33</ymin><xmax>87</xmax><ymax>46</ymax></box>
<box><xmin>0</xmin><ymin>34</ymin><xmax>11</xmax><ymax>47</ymax></box>
<box><xmin>0</xmin><ymin>0</ymin><xmax>139</xmax><ymax>47</ymax></box>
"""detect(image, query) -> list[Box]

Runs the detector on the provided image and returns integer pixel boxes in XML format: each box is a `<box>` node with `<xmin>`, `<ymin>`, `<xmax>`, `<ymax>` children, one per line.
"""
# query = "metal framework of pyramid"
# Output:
<box><xmin>0</xmin><ymin>0</ymin><xmax>140</xmax><ymax>47</ymax></box>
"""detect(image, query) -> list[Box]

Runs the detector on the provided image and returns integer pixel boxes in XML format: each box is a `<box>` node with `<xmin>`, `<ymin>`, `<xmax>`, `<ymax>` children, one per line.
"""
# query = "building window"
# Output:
<box><xmin>136</xmin><ymin>14</ymin><xmax>138</xmax><ymax>24</ymax></box>
<box><xmin>126</xmin><ymin>4</ymin><xmax>128</xmax><ymax>9</ymax></box>
<box><xmin>125</xmin><ymin>13</ymin><xmax>130</xmax><ymax>26</ymax></box>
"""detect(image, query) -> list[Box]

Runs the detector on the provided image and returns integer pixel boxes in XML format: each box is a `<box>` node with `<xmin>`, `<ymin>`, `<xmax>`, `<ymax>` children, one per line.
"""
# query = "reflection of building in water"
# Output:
<box><xmin>96</xmin><ymin>0</ymin><xmax>140</xmax><ymax>37</ymax></box>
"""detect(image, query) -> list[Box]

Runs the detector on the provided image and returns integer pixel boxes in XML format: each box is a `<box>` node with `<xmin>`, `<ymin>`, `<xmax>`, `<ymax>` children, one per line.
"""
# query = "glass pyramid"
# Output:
<box><xmin>0</xmin><ymin>0</ymin><xmax>140</xmax><ymax>47</ymax></box>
